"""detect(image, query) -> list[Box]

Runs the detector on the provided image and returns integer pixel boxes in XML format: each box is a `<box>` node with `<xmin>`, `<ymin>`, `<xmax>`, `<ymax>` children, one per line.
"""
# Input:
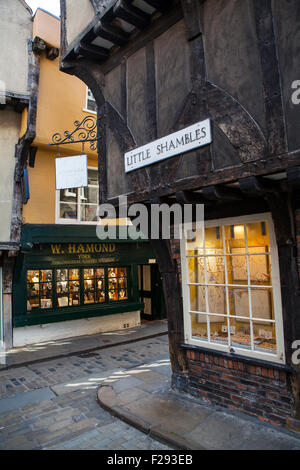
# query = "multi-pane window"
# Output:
<box><xmin>26</xmin><ymin>266</ymin><xmax>129</xmax><ymax>311</ymax></box>
<box><xmin>84</xmin><ymin>268</ymin><xmax>105</xmax><ymax>304</ymax></box>
<box><xmin>58</xmin><ymin>168</ymin><xmax>99</xmax><ymax>223</ymax></box>
<box><xmin>86</xmin><ymin>87</ymin><xmax>97</xmax><ymax>112</ymax></box>
<box><xmin>27</xmin><ymin>270</ymin><xmax>53</xmax><ymax>310</ymax></box>
<box><xmin>108</xmin><ymin>268</ymin><xmax>128</xmax><ymax>301</ymax></box>
<box><xmin>56</xmin><ymin>269</ymin><xmax>80</xmax><ymax>307</ymax></box>
<box><xmin>181</xmin><ymin>214</ymin><xmax>285</xmax><ymax>363</ymax></box>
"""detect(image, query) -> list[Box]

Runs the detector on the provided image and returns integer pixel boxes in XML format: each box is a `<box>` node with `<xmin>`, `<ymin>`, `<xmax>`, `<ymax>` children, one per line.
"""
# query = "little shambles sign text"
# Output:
<box><xmin>125</xmin><ymin>119</ymin><xmax>212</xmax><ymax>173</ymax></box>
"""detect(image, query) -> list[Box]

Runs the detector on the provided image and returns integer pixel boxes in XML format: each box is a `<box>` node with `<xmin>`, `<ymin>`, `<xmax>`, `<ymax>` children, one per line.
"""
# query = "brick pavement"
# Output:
<box><xmin>0</xmin><ymin>336</ymin><xmax>172</xmax><ymax>450</ymax></box>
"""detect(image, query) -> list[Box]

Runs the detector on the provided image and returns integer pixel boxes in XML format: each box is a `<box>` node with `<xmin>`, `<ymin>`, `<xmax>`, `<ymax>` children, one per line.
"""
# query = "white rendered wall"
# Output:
<box><xmin>0</xmin><ymin>0</ymin><xmax>32</xmax><ymax>96</ymax></box>
<box><xmin>0</xmin><ymin>110</ymin><xmax>22</xmax><ymax>242</ymax></box>
<box><xmin>66</xmin><ymin>0</ymin><xmax>95</xmax><ymax>47</ymax></box>
<box><xmin>13</xmin><ymin>311</ymin><xmax>141</xmax><ymax>347</ymax></box>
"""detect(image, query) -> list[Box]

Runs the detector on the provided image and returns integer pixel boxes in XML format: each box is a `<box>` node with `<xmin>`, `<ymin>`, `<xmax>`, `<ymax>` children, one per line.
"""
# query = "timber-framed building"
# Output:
<box><xmin>60</xmin><ymin>0</ymin><xmax>300</xmax><ymax>431</ymax></box>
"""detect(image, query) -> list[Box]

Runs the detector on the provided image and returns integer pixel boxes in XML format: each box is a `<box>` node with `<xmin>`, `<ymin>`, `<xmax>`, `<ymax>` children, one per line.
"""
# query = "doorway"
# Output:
<box><xmin>138</xmin><ymin>264</ymin><xmax>166</xmax><ymax>321</ymax></box>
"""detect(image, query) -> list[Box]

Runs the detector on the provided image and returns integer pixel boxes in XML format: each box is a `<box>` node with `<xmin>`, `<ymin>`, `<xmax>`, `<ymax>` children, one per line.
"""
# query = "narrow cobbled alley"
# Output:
<box><xmin>0</xmin><ymin>336</ymin><xmax>172</xmax><ymax>450</ymax></box>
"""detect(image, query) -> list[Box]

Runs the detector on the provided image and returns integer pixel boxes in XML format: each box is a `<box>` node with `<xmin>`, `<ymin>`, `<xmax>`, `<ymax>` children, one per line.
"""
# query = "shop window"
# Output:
<box><xmin>108</xmin><ymin>267</ymin><xmax>128</xmax><ymax>302</ymax></box>
<box><xmin>56</xmin><ymin>269</ymin><xmax>80</xmax><ymax>307</ymax></box>
<box><xmin>26</xmin><ymin>266</ymin><xmax>129</xmax><ymax>312</ymax></box>
<box><xmin>181</xmin><ymin>214</ymin><xmax>285</xmax><ymax>363</ymax></box>
<box><xmin>57</xmin><ymin>168</ymin><xmax>99</xmax><ymax>223</ymax></box>
<box><xmin>84</xmin><ymin>268</ymin><xmax>105</xmax><ymax>304</ymax></box>
<box><xmin>27</xmin><ymin>270</ymin><xmax>53</xmax><ymax>310</ymax></box>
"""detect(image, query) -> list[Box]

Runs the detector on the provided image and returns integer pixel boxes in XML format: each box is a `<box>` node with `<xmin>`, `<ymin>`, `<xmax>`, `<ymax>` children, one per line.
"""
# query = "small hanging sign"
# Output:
<box><xmin>55</xmin><ymin>155</ymin><xmax>88</xmax><ymax>190</ymax></box>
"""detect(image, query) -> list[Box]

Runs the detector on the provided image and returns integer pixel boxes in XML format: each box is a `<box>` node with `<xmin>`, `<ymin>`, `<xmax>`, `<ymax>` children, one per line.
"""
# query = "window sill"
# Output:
<box><xmin>56</xmin><ymin>220</ymin><xmax>99</xmax><ymax>225</ymax></box>
<box><xmin>180</xmin><ymin>342</ymin><xmax>294</xmax><ymax>373</ymax></box>
<box><xmin>82</xmin><ymin>108</ymin><xmax>97</xmax><ymax>115</ymax></box>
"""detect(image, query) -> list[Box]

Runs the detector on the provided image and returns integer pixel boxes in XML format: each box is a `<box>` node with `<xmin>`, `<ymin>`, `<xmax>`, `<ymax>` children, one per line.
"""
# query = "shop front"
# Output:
<box><xmin>12</xmin><ymin>224</ymin><xmax>158</xmax><ymax>346</ymax></box>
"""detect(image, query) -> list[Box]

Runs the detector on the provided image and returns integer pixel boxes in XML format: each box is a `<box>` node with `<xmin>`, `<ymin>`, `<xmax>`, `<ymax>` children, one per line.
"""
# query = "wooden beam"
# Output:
<box><xmin>239</xmin><ymin>176</ymin><xmax>279</xmax><ymax>196</ymax></box>
<box><xmin>176</xmin><ymin>190</ymin><xmax>208</xmax><ymax>205</ymax></box>
<box><xmin>0</xmin><ymin>244</ymin><xmax>19</xmax><ymax>251</ymax></box>
<box><xmin>181</xmin><ymin>0</ymin><xmax>203</xmax><ymax>40</ymax></box>
<box><xmin>28</xmin><ymin>146</ymin><xmax>38</xmax><ymax>169</ymax></box>
<box><xmin>143</xmin><ymin>0</ymin><xmax>174</xmax><ymax>13</ymax></box>
<box><xmin>202</xmin><ymin>185</ymin><xmax>244</xmax><ymax>202</ymax></box>
<box><xmin>94</xmin><ymin>20</ymin><xmax>130</xmax><ymax>47</ymax></box>
<box><xmin>46</xmin><ymin>47</ymin><xmax>60</xmax><ymax>60</ymax></box>
<box><xmin>114</xmin><ymin>0</ymin><xmax>151</xmax><ymax>29</ymax></box>
<box><xmin>14</xmin><ymin>99</ymin><xmax>28</xmax><ymax>113</ymax></box>
<box><xmin>74</xmin><ymin>41</ymin><xmax>110</xmax><ymax>61</ymax></box>
<box><xmin>287</xmin><ymin>166</ymin><xmax>300</xmax><ymax>190</ymax></box>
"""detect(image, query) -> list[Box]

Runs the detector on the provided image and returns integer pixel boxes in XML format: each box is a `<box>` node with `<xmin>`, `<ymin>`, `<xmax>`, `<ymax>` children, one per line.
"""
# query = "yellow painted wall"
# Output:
<box><xmin>23</xmin><ymin>9</ymin><xmax>98</xmax><ymax>225</ymax></box>
<box><xmin>33</xmin><ymin>8</ymin><xmax>60</xmax><ymax>49</ymax></box>
<box><xmin>23</xmin><ymin>150</ymin><xmax>97</xmax><ymax>224</ymax></box>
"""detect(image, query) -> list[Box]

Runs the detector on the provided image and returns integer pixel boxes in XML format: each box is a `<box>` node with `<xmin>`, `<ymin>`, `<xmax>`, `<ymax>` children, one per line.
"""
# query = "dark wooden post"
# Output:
<box><xmin>266</xmin><ymin>192</ymin><xmax>300</xmax><ymax>420</ymax></box>
<box><xmin>150</xmin><ymin>238</ymin><xmax>188</xmax><ymax>384</ymax></box>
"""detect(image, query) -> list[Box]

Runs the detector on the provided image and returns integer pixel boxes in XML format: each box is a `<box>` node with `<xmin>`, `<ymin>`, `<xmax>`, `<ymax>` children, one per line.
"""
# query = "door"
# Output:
<box><xmin>139</xmin><ymin>264</ymin><xmax>166</xmax><ymax>320</ymax></box>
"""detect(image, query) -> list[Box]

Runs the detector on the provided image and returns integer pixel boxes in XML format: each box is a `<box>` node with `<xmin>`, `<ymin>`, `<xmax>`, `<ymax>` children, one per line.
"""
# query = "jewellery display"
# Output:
<box><xmin>27</xmin><ymin>270</ymin><xmax>53</xmax><ymax>310</ymax></box>
<box><xmin>27</xmin><ymin>266</ymin><xmax>129</xmax><ymax>311</ymax></box>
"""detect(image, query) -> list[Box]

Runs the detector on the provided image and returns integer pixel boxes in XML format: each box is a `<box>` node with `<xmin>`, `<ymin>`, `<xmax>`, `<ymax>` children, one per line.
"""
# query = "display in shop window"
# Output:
<box><xmin>26</xmin><ymin>266</ymin><xmax>129</xmax><ymax>313</ymax></box>
<box><xmin>27</xmin><ymin>270</ymin><xmax>53</xmax><ymax>310</ymax></box>
<box><xmin>184</xmin><ymin>218</ymin><xmax>278</xmax><ymax>357</ymax></box>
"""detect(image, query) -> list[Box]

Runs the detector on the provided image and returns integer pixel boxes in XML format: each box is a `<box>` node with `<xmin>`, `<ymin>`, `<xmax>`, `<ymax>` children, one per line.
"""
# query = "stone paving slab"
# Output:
<box><xmin>97</xmin><ymin>360</ymin><xmax>300</xmax><ymax>451</ymax></box>
<box><xmin>50</xmin><ymin>369</ymin><xmax>123</xmax><ymax>395</ymax></box>
<box><xmin>0</xmin><ymin>337</ymin><xmax>173</xmax><ymax>450</ymax></box>
<box><xmin>0</xmin><ymin>337</ymin><xmax>169</xmax><ymax>401</ymax></box>
<box><xmin>0</xmin><ymin>387</ymin><xmax>56</xmax><ymax>413</ymax></box>
<box><xmin>0</xmin><ymin>320</ymin><xmax>168</xmax><ymax>371</ymax></box>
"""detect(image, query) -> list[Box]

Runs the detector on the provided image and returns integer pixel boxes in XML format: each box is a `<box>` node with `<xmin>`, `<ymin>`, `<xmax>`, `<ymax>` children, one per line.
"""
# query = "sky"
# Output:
<box><xmin>25</xmin><ymin>0</ymin><xmax>61</xmax><ymax>17</ymax></box>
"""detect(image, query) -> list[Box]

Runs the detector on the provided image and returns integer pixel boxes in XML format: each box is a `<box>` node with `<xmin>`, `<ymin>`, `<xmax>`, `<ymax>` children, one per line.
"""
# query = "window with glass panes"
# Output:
<box><xmin>84</xmin><ymin>268</ymin><xmax>105</xmax><ymax>304</ymax></box>
<box><xmin>27</xmin><ymin>270</ymin><xmax>53</xmax><ymax>310</ymax></box>
<box><xmin>57</xmin><ymin>168</ymin><xmax>99</xmax><ymax>223</ymax></box>
<box><xmin>26</xmin><ymin>266</ymin><xmax>129</xmax><ymax>312</ymax></box>
<box><xmin>86</xmin><ymin>87</ymin><xmax>97</xmax><ymax>112</ymax></box>
<box><xmin>56</xmin><ymin>269</ymin><xmax>80</xmax><ymax>307</ymax></box>
<box><xmin>180</xmin><ymin>214</ymin><xmax>285</xmax><ymax>363</ymax></box>
<box><xmin>108</xmin><ymin>268</ymin><xmax>128</xmax><ymax>302</ymax></box>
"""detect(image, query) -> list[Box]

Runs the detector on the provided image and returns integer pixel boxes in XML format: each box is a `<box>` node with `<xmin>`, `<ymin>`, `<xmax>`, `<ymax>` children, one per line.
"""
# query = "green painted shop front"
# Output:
<box><xmin>13</xmin><ymin>224</ymin><xmax>166</xmax><ymax>328</ymax></box>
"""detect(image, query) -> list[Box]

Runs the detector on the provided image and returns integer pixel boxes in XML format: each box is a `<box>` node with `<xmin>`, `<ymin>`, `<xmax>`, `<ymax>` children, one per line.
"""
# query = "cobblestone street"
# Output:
<box><xmin>0</xmin><ymin>335</ymin><xmax>173</xmax><ymax>450</ymax></box>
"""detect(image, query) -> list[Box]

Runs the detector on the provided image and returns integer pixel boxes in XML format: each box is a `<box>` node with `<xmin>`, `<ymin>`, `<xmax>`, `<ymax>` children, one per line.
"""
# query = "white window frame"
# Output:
<box><xmin>56</xmin><ymin>166</ymin><xmax>99</xmax><ymax>225</ymax></box>
<box><xmin>180</xmin><ymin>212</ymin><xmax>285</xmax><ymax>364</ymax></box>
<box><xmin>83</xmin><ymin>87</ymin><xmax>97</xmax><ymax>115</ymax></box>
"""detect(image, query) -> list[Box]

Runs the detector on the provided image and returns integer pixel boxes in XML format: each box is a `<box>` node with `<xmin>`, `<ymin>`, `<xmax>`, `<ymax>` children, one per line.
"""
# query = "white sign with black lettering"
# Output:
<box><xmin>55</xmin><ymin>155</ymin><xmax>88</xmax><ymax>190</ymax></box>
<box><xmin>125</xmin><ymin>119</ymin><xmax>212</xmax><ymax>173</ymax></box>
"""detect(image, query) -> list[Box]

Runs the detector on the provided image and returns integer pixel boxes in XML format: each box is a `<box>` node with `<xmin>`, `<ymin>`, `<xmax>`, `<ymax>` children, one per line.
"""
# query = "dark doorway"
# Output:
<box><xmin>138</xmin><ymin>264</ymin><xmax>166</xmax><ymax>321</ymax></box>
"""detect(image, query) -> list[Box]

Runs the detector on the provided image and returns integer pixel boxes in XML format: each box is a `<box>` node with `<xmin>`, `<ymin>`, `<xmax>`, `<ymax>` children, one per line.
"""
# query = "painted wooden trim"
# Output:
<box><xmin>180</xmin><ymin>212</ymin><xmax>286</xmax><ymax>365</ymax></box>
<box><xmin>14</xmin><ymin>301</ymin><xmax>144</xmax><ymax>327</ymax></box>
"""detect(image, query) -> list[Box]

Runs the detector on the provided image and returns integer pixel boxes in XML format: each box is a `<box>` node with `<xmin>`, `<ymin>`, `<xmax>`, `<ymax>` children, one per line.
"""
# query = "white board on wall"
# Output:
<box><xmin>55</xmin><ymin>155</ymin><xmax>88</xmax><ymax>190</ymax></box>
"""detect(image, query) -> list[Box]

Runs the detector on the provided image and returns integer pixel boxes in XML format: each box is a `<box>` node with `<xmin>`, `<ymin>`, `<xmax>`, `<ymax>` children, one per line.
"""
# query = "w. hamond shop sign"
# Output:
<box><xmin>124</xmin><ymin>119</ymin><xmax>212</xmax><ymax>173</ymax></box>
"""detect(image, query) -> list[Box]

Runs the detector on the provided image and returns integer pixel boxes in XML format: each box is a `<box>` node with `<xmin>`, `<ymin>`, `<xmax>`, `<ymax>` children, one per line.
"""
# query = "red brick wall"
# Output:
<box><xmin>181</xmin><ymin>348</ymin><xmax>296</xmax><ymax>427</ymax></box>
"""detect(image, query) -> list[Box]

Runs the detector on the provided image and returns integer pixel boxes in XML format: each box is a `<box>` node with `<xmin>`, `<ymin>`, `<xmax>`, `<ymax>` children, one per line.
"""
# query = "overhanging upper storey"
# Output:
<box><xmin>60</xmin><ymin>0</ymin><xmax>300</xmax><ymax>210</ymax></box>
<box><xmin>61</xmin><ymin>0</ymin><xmax>175</xmax><ymax>64</ymax></box>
